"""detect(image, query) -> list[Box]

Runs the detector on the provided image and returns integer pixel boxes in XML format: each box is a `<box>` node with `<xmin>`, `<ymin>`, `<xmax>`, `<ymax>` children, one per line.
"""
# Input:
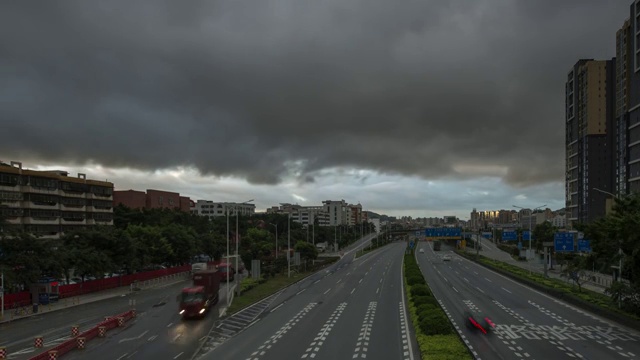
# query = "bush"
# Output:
<box><xmin>418</xmin><ymin>334</ymin><xmax>471</xmax><ymax>360</ymax></box>
<box><xmin>419</xmin><ymin>311</ymin><xmax>453</xmax><ymax>335</ymax></box>
<box><xmin>411</xmin><ymin>284</ymin><xmax>431</xmax><ymax>297</ymax></box>
<box><xmin>407</xmin><ymin>274</ymin><xmax>426</xmax><ymax>286</ymax></box>
<box><xmin>417</xmin><ymin>303</ymin><xmax>438</xmax><ymax>315</ymax></box>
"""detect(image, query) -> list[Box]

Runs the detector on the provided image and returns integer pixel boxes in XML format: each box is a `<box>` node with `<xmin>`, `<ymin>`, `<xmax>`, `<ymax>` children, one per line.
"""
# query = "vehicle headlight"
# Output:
<box><xmin>199</xmin><ymin>308</ymin><xmax>206</xmax><ymax>314</ymax></box>
<box><xmin>179</xmin><ymin>310</ymin><xmax>185</xmax><ymax>315</ymax></box>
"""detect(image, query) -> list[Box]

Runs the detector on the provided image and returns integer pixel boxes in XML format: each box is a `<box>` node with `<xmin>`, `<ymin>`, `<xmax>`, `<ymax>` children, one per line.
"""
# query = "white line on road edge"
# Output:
<box><xmin>118</xmin><ymin>330</ymin><xmax>149</xmax><ymax>343</ymax></box>
<box><xmin>167</xmin><ymin>322</ymin><xmax>173</xmax><ymax>328</ymax></box>
<box><xmin>351</xmin><ymin>288</ymin><xmax>356</xmax><ymax>294</ymax></box>
<box><xmin>323</xmin><ymin>288</ymin><xmax>331</xmax><ymax>294</ymax></box>
<box><xmin>270</xmin><ymin>303</ymin><xmax>284</xmax><ymax>313</ymax></box>
<box><xmin>116</xmin><ymin>354</ymin><xmax>129</xmax><ymax>360</ymax></box>
<box><xmin>484</xmin><ymin>277</ymin><xmax>492</xmax><ymax>282</ymax></box>
<box><xmin>174</xmin><ymin>352</ymin><xmax>184</xmax><ymax>359</ymax></box>
<box><xmin>452</xmin><ymin>286</ymin><xmax>459</xmax><ymax>293</ymax></box>
<box><xmin>476</xmin><ymin>287</ymin><xmax>485</xmax><ymax>294</ymax></box>
<box><xmin>247</xmin><ymin>319</ymin><xmax>260</xmax><ymax>328</ymax></box>
<box><xmin>400</xmin><ymin>256</ymin><xmax>415</xmax><ymax>360</ymax></box>
<box><xmin>296</xmin><ymin>289</ymin><xmax>306</xmax><ymax>295</ymax></box>
<box><xmin>313</xmin><ymin>280</ymin><xmax>321</xmax><ymax>284</ymax></box>
<box><xmin>502</xmin><ymin>287</ymin><xmax>512</xmax><ymax>294</ymax></box>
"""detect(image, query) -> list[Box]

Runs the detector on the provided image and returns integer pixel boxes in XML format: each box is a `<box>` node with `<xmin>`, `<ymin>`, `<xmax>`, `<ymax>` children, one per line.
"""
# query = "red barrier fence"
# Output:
<box><xmin>3</xmin><ymin>265</ymin><xmax>190</xmax><ymax>310</ymax></box>
<box><xmin>28</xmin><ymin>310</ymin><xmax>135</xmax><ymax>360</ymax></box>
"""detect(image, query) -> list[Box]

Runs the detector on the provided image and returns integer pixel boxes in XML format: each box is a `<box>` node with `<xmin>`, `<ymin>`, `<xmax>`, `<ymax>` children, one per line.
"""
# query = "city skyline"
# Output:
<box><xmin>0</xmin><ymin>2</ymin><xmax>628</xmax><ymax>219</ymax></box>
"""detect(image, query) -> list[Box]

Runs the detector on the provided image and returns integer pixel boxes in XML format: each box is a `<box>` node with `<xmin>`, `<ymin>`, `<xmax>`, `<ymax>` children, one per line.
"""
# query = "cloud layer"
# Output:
<box><xmin>0</xmin><ymin>1</ymin><xmax>628</xmax><ymax>195</ymax></box>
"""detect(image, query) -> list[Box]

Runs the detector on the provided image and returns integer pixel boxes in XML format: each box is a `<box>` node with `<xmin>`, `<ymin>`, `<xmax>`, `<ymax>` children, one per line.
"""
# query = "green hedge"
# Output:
<box><xmin>404</xmin><ymin>252</ymin><xmax>471</xmax><ymax>359</ymax></box>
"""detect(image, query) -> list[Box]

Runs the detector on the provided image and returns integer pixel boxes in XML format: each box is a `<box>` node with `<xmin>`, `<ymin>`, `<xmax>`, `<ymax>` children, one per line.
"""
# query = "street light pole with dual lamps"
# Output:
<box><xmin>226</xmin><ymin>199</ymin><xmax>254</xmax><ymax>307</ymax></box>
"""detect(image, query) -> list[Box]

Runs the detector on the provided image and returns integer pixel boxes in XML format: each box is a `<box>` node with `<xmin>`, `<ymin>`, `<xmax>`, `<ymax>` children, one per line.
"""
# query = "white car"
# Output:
<box><xmin>443</xmin><ymin>254</ymin><xmax>452</xmax><ymax>261</ymax></box>
<box><xmin>419</xmin><ymin>248</ymin><xmax>425</xmax><ymax>253</ymax></box>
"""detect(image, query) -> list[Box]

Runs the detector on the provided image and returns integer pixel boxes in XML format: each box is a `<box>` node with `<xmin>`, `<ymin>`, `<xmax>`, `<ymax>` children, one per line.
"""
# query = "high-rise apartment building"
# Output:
<box><xmin>627</xmin><ymin>1</ymin><xmax>640</xmax><ymax>192</ymax></box>
<box><xmin>616</xmin><ymin>19</ymin><xmax>632</xmax><ymax>195</ymax></box>
<box><xmin>565</xmin><ymin>59</ymin><xmax>616</xmax><ymax>226</ymax></box>
<box><xmin>0</xmin><ymin>161</ymin><xmax>114</xmax><ymax>238</ymax></box>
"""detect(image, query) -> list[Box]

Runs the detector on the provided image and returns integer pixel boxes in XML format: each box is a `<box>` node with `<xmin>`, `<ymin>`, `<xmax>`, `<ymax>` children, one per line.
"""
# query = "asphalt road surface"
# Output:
<box><xmin>197</xmin><ymin>241</ymin><xmax>415</xmax><ymax>360</ymax></box>
<box><xmin>416</xmin><ymin>241</ymin><xmax>640</xmax><ymax>360</ymax></box>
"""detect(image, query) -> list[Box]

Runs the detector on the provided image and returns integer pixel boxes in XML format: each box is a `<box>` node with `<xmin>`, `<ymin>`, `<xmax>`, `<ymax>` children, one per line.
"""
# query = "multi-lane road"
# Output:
<box><xmin>197</xmin><ymin>239</ymin><xmax>414</xmax><ymax>360</ymax></box>
<box><xmin>6</xmin><ymin>235</ymin><xmax>640</xmax><ymax>360</ymax></box>
<box><xmin>416</xmin><ymin>241</ymin><xmax>640</xmax><ymax>359</ymax></box>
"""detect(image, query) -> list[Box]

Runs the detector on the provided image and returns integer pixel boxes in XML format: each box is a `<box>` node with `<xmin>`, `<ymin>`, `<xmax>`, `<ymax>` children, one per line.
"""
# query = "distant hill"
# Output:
<box><xmin>365</xmin><ymin>211</ymin><xmax>395</xmax><ymax>222</ymax></box>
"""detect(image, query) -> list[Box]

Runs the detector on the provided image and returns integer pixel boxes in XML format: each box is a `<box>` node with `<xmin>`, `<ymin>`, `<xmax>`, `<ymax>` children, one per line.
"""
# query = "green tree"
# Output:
<box><xmin>162</xmin><ymin>224</ymin><xmax>197</xmax><ymax>265</ymax></box>
<box><xmin>125</xmin><ymin>225</ymin><xmax>174</xmax><ymax>269</ymax></box>
<box><xmin>532</xmin><ymin>222</ymin><xmax>556</xmax><ymax>251</ymax></box>
<box><xmin>0</xmin><ymin>232</ymin><xmax>55</xmax><ymax>287</ymax></box>
<box><xmin>295</xmin><ymin>241</ymin><xmax>318</xmax><ymax>261</ymax></box>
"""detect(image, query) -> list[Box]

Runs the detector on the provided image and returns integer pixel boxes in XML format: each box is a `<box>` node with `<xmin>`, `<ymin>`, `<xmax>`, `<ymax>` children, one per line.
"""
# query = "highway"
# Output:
<box><xmin>416</xmin><ymin>241</ymin><xmax>640</xmax><ymax>360</ymax></box>
<box><xmin>1</xmin><ymin>277</ymin><xmax>210</xmax><ymax>360</ymax></box>
<box><xmin>196</xmin><ymin>240</ymin><xmax>415</xmax><ymax>360</ymax></box>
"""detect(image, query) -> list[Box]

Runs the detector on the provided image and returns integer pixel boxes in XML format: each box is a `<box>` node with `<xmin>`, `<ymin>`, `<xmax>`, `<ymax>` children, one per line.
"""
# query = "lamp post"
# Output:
<box><xmin>288</xmin><ymin>212</ymin><xmax>291</xmax><ymax>278</ymax></box>
<box><xmin>226</xmin><ymin>207</ymin><xmax>230</xmax><ymax>306</ymax></box>
<box><xmin>593</xmin><ymin>187</ymin><xmax>623</xmax><ymax>308</ymax></box>
<box><xmin>270</xmin><ymin>223</ymin><xmax>278</xmax><ymax>258</ymax></box>
<box><xmin>512</xmin><ymin>204</ymin><xmax>546</xmax><ymax>251</ymax></box>
<box><xmin>235</xmin><ymin>200</ymin><xmax>253</xmax><ymax>290</ymax></box>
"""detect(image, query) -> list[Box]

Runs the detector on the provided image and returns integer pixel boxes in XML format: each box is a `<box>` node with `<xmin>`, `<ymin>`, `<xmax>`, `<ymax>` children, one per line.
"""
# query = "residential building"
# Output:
<box><xmin>565</xmin><ymin>59</ymin><xmax>616</xmax><ymax>226</ymax></box>
<box><xmin>550</xmin><ymin>214</ymin><xmax>567</xmax><ymax>228</ymax></box>
<box><xmin>627</xmin><ymin>1</ymin><xmax>640</xmax><ymax>192</ymax></box>
<box><xmin>322</xmin><ymin>200</ymin><xmax>348</xmax><ymax>226</ymax></box>
<box><xmin>267</xmin><ymin>203</ymin><xmax>330</xmax><ymax>227</ymax></box>
<box><xmin>113</xmin><ymin>189</ymin><xmax>191</xmax><ymax>212</ymax></box>
<box><xmin>0</xmin><ymin>161</ymin><xmax>114</xmax><ymax>238</ymax></box>
<box><xmin>191</xmin><ymin>200</ymin><xmax>256</xmax><ymax>218</ymax></box>
<box><xmin>616</xmin><ymin>18</ymin><xmax>632</xmax><ymax>195</ymax></box>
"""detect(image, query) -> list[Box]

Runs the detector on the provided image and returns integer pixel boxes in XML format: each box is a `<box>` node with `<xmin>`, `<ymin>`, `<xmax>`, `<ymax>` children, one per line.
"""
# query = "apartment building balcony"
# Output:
<box><xmin>89</xmin><ymin>193</ymin><xmax>113</xmax><ymax>201</ymax></box>
<box><xmin>22</xmin><ymin>201</ymin><xmax>60</xmax><ymax>210</ymax></box>
<box><xmin>60</xmin><ymin>190</ymin><xmax>87</xmax><ymax>198</ymax></box>
<box><xmin>0</xmin><ymin>200</ymin><xmax>21</xmax><ymax>208</ymax></box>
<box><xmin>60</xmin><ymin>218</ymin><xmax>86</xmax><ymax>225</ymax></box>
<box><xmin>94</xmin><ymin>219</ymin><xmax>114</xmax><ymax>226</ymax></box>
<box><xmin>5</xmin><ymin>217</ymin><xmax>22</xmax><ymax>225</ymax></box>
<box><xmin>60</xmin><ymin>204</ymin><xmax>86</xmax><ymax>212</ymax></box>
<box><xmin>88</xmin><ymin>206</ymin><xmax>113</xmax><ymax>212</ymax></box>
<box><xmin>22</xmin><ymin>217</ymin><xmax>60</xmax><ymax>225</ymax></box>
<box><xmin>21</xmin><ymin>185</ymin><xmax>60</xmax><ymax>195</ymax></box>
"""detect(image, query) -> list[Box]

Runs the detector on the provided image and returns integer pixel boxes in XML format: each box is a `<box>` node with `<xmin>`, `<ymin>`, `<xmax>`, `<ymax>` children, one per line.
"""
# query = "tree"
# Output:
<box><xmin>532</xmin><ymin>221</ymin><xmax>555</xmax><ymax>252</ymax></box>
<box><xmin>0</xmin><ymin>232</ymin><xmax>55</xmax><ymax>288</ymax></box>
<box><xmin>561</xmin><ymin>256</ymin><xmax>588</xmax><ymax>292</ymax></box>
<box><xmin>125</xmin><ymin>225</ymin><xmax>174</xmax><ymax>269</ymax></box>
<box><xmin>295</xmin><ymin>241</ymin><xmax>318</xmax><ymax>262</ymax></box>
<box><xmin>162</xmin><ymin>224</ymin><xmax>197</xmax><ymax>265</ymax></box>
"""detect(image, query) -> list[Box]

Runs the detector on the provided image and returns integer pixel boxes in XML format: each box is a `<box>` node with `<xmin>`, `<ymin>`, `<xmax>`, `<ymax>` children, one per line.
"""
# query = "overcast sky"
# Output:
<box><xmin>0</xmin><ymin>1</ymin><xmax>630</xmax><ymax>218</ymax></box>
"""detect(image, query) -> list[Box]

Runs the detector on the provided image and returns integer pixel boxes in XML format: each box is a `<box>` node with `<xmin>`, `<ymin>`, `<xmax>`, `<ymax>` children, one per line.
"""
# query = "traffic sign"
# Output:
<box><xmin>577</xmin><ymin>239</ymin><xmax>591</xmax><ymax>253</ymax></box>
<box><xmin>502</xmin><ymin>231</ymin><xmax>517</xmax><ymax>241</ymax></box>
<box><xmin>523</xmin><ymin>231</ymin><xmax>532</xmax><ymax>241</ymax></box>
<box><xmin>554</xmin><ymin>233</ymin><xmax>574</xmax><ymax>252</ymax></box>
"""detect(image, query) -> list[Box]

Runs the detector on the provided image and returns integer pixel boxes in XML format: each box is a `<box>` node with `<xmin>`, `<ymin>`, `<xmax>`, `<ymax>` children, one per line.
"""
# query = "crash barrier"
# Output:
<box><xmin>27</xmin><ymin>310</ymin><xmax>136</xmax><ymax>360</ymax></box>
<box><xmin>4</xmin><ymin>264</ymin><xmax>191</xmax><ymax>309</ymax></box>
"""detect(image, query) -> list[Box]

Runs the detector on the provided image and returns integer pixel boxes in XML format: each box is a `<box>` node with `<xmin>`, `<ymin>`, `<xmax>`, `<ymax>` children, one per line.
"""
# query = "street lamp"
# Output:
<box><xmin>288</xmin><ymin>212</ymin><xmax>291</xmax><ymax>278</ymax></box>
<box><xmin>512</xmin><ymin>204</ymin><xmax>546</xmax><ymax>251</ymax></box>
<box><xmin>226</xmin><ymin>206</ymin><xmax>230</xmax><ymax>306</ymax></box>
<box><xmin>270</xmin><ymin>223</ymin><xmax>278</xmax><ymax>258</ymax></box>
<box><xmin>235</xmin><ymin>200</ymin><xmax>254</xmax><ymax>289</ymax></box>
<box><xmin>593</xmin><ymin>187</ymin><xmax>624</xmax><ymax>308</ymax></box>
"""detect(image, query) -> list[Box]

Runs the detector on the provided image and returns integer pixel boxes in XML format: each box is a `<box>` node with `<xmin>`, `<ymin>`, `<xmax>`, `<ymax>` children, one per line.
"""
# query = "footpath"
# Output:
<box><xmin>0</xmin><ymin>272</ymin><xmax>190</xmax><ymax>324</ymax></box>
<box><xmin>464</xmin><ymin>237</ymin><xmax>609</xmax><ymax>294</ymax></box>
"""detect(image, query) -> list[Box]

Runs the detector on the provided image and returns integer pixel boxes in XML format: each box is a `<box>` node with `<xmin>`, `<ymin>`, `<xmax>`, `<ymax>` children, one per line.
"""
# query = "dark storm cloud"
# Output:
<box><xmin>0</xmin><ymin>0</ymin><xmax>628</xmax><ymax>186</ymax></box>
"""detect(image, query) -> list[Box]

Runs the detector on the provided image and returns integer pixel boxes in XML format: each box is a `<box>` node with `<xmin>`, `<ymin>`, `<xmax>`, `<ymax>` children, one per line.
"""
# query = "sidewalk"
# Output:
<box><xmin>465</xmin><ymin>238</ymin><xmax>608</xmax><ymax>294</ymax></box>
<box><xmin>0</xmin><ymin>272</ymin><xmax>190</xmax><ymax>324</ymax></box>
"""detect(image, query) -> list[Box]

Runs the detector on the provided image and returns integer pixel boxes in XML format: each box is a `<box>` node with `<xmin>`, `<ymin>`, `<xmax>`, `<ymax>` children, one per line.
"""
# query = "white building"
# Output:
<box><xmin>322</xmin><ymin>199</ymin><xmax>348</xmax><ymax>226</ymax></box>
<box><xmin>370</xmin><ymin>218</ymin><xmax>381</xmax><ymax>234</ymax></box>
<box><xmin>550</xmin><ymin>214</ymin><xmax>567</xmax><ymax>228</ymax></box>
<box><xmin>268</xmin><ymin>203</ymin><xmax>330</xmax><ymax>227</ymax></box>
<box><xmin>191</xmin><ymin>200</ymin><xmax>256</xmax><ymax>219</ymax></box>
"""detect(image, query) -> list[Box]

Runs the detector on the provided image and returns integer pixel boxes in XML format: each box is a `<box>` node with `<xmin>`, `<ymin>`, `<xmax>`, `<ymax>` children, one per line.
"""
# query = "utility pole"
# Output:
<box><xmin>1</xmin><ymin>270</ymin><xmax>4</xmax><ymax>321</ymax></box>
<box><xmin>288</xmin><ymin>212</ymin><xmax>291</xmax><ymax>278</ymax></box>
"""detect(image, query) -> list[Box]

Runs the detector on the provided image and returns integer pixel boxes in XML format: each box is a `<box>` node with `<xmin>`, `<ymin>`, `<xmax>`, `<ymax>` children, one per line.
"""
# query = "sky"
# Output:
<box><xmin>0</xmin><ymin>1</ymin><xmax>630</xmax><ymax>218</ymax></box>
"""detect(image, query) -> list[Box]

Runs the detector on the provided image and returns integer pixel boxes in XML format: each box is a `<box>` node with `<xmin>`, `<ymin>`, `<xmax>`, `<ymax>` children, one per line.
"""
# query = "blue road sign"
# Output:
<box><xmin>554</xmin><ymin>233</ymin><xmax>574</xmax><ymax>252</ymax></box>
<box><xmin>502</xmin><ymin>231</ymin><xmax>517</xmax><ymax>241</ymax></box>
<box><xmin>409</xmin><ymin>241</ymin><xmax>415</xmax><ymax>249</ymax></box>
<box><xmin>482</xmin><ymin>232</ymin><xmax>492</xmax><ymax>239</ymax></box>
<box><xmin>578</xmin><ymin>239</ymin><xmax>591</xmax><ymax>253</ymax></box>
<box><xmin>425</xmin><ymin>227</ymin><xmax>462</xmax><ymax>238</ymax></box>
<box><xmin>517</xmin><ymin>241</ymin><xmax>522</xmax><ymax>250</ymax></box>
<box><xmin>523</xmin><ymin>231</ymin><xmax>532</xmax><ymax>241</ymax></box>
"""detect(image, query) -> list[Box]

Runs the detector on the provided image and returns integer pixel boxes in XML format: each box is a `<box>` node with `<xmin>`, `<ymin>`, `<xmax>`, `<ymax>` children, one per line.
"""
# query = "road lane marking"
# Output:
<box><xmin>270</xmin><ymin>303</ymin><xmax>284</xmax><ymax>313</ymax></box>
<box><xmin>174</xmin><ymin>352</ymin><xmax>184</xmax><ymax>359</ymax></box>
<box><xmin>148</xmin><ymin>335</ymin><xmax>158</xmax><ymax>341</ymax></box>
<box><xmin>352</xmin><ymin>302</ymin><xmax>377</xmax><ymax>359</ymax></box>
<box><xmin>119</xmin><ymin>330</ymin><xmax>149</xmax><ymax>343</ymax></box>
<box><xmin>463</xmin><ymin>277</ymin><xmax>470</xmax><ymax>283</ymax></box>
<box><xmin>296</xmin><ymin>289</ymin><xmax>306</xmax><ymax>295</ymax></box>
<box><xmin>347</xmin><ymin>272</ymin><xmax>351</xmax><ymax>276</ymax></box>
<box><xmin>474</xmin><ymin>271</ymin><xmax>478</xmax><ymax>275</ymax></box>
<box><xmin>116</xmin><ymin>354</ymin><xmax>128</xmax><ymax>360</ymax></box>
<box><xmin>476</xmin><ymin>287</ymin><xmax>485</xmax><ymax>294</ymax></box>
<box><xmin>337</xmin><ymin>278</ymin><xmax>342</xmax><ymax>284</ymax></box>
<box><xmin>167</xmin><ymin>323</ymin><xmax>173</xmax><ymax>328</ymax></box>
<box><xmin>126</xmin><ymin>351</ymin><xmax>138</xmax><ymax>359</ymax></box>
<box><xmin>452</xmin><ymin>287</ymin><xmax>459</xmax><ymax>293</ymax></box>
<box><xmin>399</xmin><ymin>258</ymin><xmax>415</xmax><ymax>360</ymax></box>
<box><xmin>351</xmin><ymin>288</ymin><xmax>356</xmax><ymax>294</ymax></box>
<box><xmin>359</xmin><ymin>279</ymin><xmax>363</xmax><ymax>284</ymax></box>
<box><xmin>376</xmin><ymin>287</ymin><xmax>379</xmax><ymax>294</ymax></box>
<box><xmin>484</xmin><ymin>277</ymin><xmax>492</xmax><ymax>282</ymax></box>
<box><xmin>324</xmin><ymin>288</ymin><xmax>331</xmax><ymax>294</ymax></box>
<box><xmin>313</xmin><ymin>280</ymin><xmax>321</xmax><ymax>284</ymax></box>
<box><xmin>301</xmin><ymin>303</ymin><xmax>347</xmax><ymax>359</ymax></box>
<box><xmin>379</xmin><ymin>278</ymin><xmax>383</xmax><ymax>283</ymax></box>
<box><xmin>502</xmin><ymin>287</ymin><xmax>512</xmax><ymax>294</ymax></box>
<box><xmin>247</xmin><ymin>319</ymin><xmax>260</xmax><ymax>328</ymax></box>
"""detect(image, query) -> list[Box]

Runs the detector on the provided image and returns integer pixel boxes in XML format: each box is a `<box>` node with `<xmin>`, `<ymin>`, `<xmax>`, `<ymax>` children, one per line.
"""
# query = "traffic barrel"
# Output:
<box><xmin>34</xmin><ymin>336</ymin><xmax>43</xmax><ymax>348</ymax></box>
<box><xmin>0</xmin><ymin>346</ymin><xmax>6</xmax><ymax>359</ymax></box>
<box><xmin>48</xmin><ymin>350</ymin><xmax>58</xmax><ymax>359</ymax></box>
<box><xmin>117</xmin><ymin>317</ymin><xmax>124</xmax><ymax>327</ymax></box>
<box><xmin>71</xmin><ymin>325</ymin><xmax>79</xmax><ymax>337</ymax></box>
<box><xmin>98</xmin><ymin>326</ymin><xmax>106</xmax><ymax>337</ymax></box>
<box><xmin>77</xmin><ymin>337</ymin><xmax>86</xmax><ymax>349</ymax></box>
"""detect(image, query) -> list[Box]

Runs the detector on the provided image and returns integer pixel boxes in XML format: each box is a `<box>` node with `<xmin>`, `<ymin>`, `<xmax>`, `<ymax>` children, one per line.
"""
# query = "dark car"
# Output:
<box><xmin>463</xmin><ymin>311</ymin><xmax>495</xmax><ymax>334</ymax></box>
